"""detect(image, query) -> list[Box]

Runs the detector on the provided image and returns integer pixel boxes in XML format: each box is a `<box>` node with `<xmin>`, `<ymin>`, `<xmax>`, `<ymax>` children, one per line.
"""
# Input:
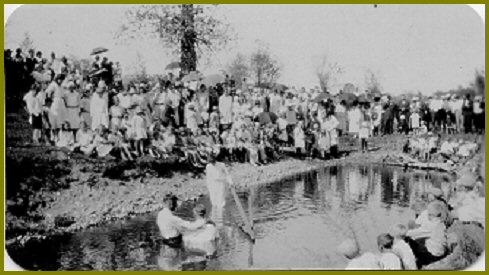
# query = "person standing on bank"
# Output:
<box><xmin>205</xmin><ymin>149</ymin><xmax>233</xmax><ymax>226</ymax></box>
<box><xmin>90</xmin><ymin>81</ymin><xmax>109</xmax><ymax>131</ymax></box>
<box><xmin>206</xmin><ymin>149</ymin><xmax>233</xmax><ymax>208</ymax></box>
<box><xmin>23</xmin><ymin>83</ymin><xmax>43</xmax><ymax>145</ymax></box>
<box><xmin>219</xmin><ymin>88</ymin><xmax>234</xmax><ymax>131</ymax></box>
<box><xmin>63</xmin><ymin>82</ymin><xmax>81</xmax><ymax>140</ymax></box>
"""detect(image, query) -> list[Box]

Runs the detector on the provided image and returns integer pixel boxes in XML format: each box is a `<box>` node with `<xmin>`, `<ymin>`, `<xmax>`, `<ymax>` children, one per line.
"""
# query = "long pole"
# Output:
<box><xmin>249</xmin><ymin>187</ymin><xmax>254</xmax><ymax>231</ymax></box>
<box><xmin>229</xmin><ymin>185</ymin><xmax>255</xmax><ymax>240</ymax></box>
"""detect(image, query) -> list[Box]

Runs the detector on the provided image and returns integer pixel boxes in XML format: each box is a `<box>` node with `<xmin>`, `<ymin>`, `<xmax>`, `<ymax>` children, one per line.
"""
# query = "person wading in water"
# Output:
<box><xmin>157</xmin><ymin>194</ymin><xmax>206</xmax><ymax>248</ymax></box>
<box><xmin>205</xmin><ymin>149</ymin><xmax>232</xmax><ymax>226</ymax></box>
<box><xmin>156</xmin><ymin>193</ymin><xmax>206</xmax><ymax>270</ymax></box>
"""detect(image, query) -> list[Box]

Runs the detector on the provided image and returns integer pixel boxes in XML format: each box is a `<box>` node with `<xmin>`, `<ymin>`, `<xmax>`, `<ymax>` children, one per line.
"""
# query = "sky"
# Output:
<box><xmin>4</xmin><ymin>4</ymin><xmax>485</xmax><ymax>95</ymax></box>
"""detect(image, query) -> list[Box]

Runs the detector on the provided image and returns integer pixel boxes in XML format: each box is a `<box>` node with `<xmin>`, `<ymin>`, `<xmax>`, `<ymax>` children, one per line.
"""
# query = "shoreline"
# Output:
<box><xmin>5</xmin><ymin>134</ymin><xmax>483</xmax><ymax>247</ymax></box>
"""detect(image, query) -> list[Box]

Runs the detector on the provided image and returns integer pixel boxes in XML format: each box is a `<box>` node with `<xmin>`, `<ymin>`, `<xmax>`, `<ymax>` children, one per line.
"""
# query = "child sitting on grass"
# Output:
<box><xmin>108</xmin><ymin>127</ymin><xmax>134</xmax><ymax>161</ymax></box>
<box><xmin>56</xmin><ymin>121</ymin><xmax>75</xmax><ymax>149</ymax></box>
<box><xmin>74</xmin><ymin>121</ymin><xmax>95</xmax><ymax>155</ymax></box>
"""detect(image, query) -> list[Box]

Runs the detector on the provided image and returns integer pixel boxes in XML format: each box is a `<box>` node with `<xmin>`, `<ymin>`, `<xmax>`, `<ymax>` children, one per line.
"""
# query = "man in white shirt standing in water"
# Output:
<box><xmin>157</xmin><ymin>194</ymin><xmax>206</xmax><ymax>248</ymax></box>
<box><xmin>156</xmin><ymin>193</ymin><xmax>207</xmax><ymax>270</ymax></box>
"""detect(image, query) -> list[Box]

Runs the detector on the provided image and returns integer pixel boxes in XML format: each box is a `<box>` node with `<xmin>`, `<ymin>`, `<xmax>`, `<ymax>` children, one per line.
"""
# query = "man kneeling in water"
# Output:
<box><xmin>183</xmin><ymin>204</ymin><xmax>218</xmax><ymax>258</ymax></box>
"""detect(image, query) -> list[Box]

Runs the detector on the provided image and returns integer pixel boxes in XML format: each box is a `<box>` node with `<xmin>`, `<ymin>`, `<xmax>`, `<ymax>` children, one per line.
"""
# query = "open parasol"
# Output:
<box><xmin>89</xmin><ymin>68</ymin><xmax>108</xmax><ymax>77</ymax></box>
<box><xmin>32</xmin><ymin>71</ymin><xmax>51</xmax><ymax>83</ymax></box>
<box><xmin>181</xmin><ymin>71</ymin><xmax>203</xmax><ymax>83</ymax></box>
<box><xmin>202</xmin><ymin>74</ymin><xmax>225</xmax><ymax>87</ymax></box>
<box><xmin>91</xmin><ymin>47</ymin><xmax>108</xmax><ymax>55</ymax></box>
<box><xmin>339</xmin><ymin>92</ymin><xmax>357</xmax><ymax>104</ymax></box>
<box><xmin>272</xmin><ymin>83</ymin><xmax>288</xmax><ymax>93</ymax></box>
<box><xmin>311</xmin><ymin>92</ymin><xmax>333</xmax><ymax>103</ymax></box>
<box><xmin>358</xmin><ymin>94</ymin><xmax>371</xmax><ymax>104</ymax></box>
<box><xmin>165</xmin><ymin>61</ymin><xmax>181</xmax><ymax>70</ymax></box>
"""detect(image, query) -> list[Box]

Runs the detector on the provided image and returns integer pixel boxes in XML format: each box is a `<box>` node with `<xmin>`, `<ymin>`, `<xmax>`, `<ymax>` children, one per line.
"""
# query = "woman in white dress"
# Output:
<box><xmin>294</xmin><ymin>121</ymin><xmax>306</xmax><ymax>157</ymax></box>
<box><xmin>47</xmin><ymin>76</ymin><xmax>67</xmax><ymax>139</ymax></box>
<box><xmin>110</xmin><ymin>97</ymin><xmax>124</xmax><ymax>131</ymax></box>
<box><xmin>131</xmin><ymin>107</ymin><xmax>148</xmax><ymax>156</ymax></box>
<box><xmin>90</xmin><ymin>85</ymin><xmax>109</xmax><ymax>131</ymax></box>
<box><xmin>205</xmin><ymin>150</ymin><xmax>232</xmax><ymax>209</ymax></box>
<box><xmin>63</xmin><ymin>82</ymin><xmax>81</xmax><ymax>135</ymax></box>
<box><xmin>348</xmin><ymin>101</ymin><xmax>362</xmax><ymax>137</ymax></box>
<box><xmin>323</xmin><ymin>111</ymin><xmax>340</xmax><ymax>158</ymax></box>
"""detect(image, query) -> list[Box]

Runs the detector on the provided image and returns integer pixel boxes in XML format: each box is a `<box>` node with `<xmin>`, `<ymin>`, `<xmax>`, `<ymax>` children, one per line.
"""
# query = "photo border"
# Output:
<box><xmin>2</xmin><ymin>2</ymin><xmax>486</xmax><ymax>272</ymax></box>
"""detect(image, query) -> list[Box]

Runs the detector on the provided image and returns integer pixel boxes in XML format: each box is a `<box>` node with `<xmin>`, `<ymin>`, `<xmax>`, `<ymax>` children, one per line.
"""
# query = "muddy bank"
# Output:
<box><xmin>5</xmin><ymin>134</ymin><xmax>484</xmax><ymax>249</ymax></box>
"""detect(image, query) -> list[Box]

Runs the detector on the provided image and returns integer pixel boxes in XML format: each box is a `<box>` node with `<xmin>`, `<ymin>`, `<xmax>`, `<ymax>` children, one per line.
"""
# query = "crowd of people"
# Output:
<box><xmin>10</xmin><ymin>47</ymin><xmax>485</xmax><ymax>171</ymax></box>
<box><xmin>338</xmin><ymin>166</ymin><xmax>485</xmax><ymax>270</ymax></box>
<box><xmin>404</xmin><ymin>134</ymin><xmax>480</xmax><ymax>164</ymax></box>
<box><xmin>5</xmin><ymin>47</ymin><xmax>122</xmax><ymax>111</ymax></box>
<box><xmin>8</xmin><ymin>47</ymin><xmax>485</xmax><ymax>270</ymax></box>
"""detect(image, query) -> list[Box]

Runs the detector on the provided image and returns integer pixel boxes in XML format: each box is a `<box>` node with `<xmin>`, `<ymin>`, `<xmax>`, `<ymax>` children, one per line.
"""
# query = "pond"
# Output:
<box><xmin>8</xmin><ymin>164</ymin><xmax>453</xmax><ymax>270</ymax></box>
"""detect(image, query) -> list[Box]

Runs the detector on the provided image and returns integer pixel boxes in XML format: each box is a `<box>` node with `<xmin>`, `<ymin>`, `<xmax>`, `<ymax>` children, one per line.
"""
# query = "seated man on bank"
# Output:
<box><xmin>449</xmin><ymin>172</ymin><xmax>485</xmax><ymax>228</ymax></box>
<box><xmin>156</xmin><ymin>194</ymin><xmax>206</xmax><ymax>249</ymax></box>
<box><xmin>439</xmin><ymin>138</ymin><xmax>456</xmax><ymax>159</ymax></box>
<box><xmin>406</xmin><ymin>200</ymin><xmax>449</xmax><ymax>268</ymax></box>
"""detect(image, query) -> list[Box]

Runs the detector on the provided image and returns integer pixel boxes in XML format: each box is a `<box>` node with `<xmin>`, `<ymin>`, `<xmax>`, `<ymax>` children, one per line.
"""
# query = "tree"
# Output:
<box><xmin>19</xmin><ymin>32</ymin><xmax>34</xmax><ymax>54</ymax></box>
<box><xmin>134</xmin><ymin>52</ymin><xmax>148</xmax><ymax>82</ymax></box>
<box><xmin>249</xmin><ymin>43</ymin><xmax>281</xmax><ymax>88</ymax></box>
<box><xmin>314</xmin><ymin>54</ymin><xmax>343</xmax><ymax>93</ymax></box>
<box><xmin>473</xmin><ymin>69</ymin><xmax>485</xmax><ymax>95</ymax></box>
<box><xmin>117</xmin><ymin>4</ymin><xmax>232</xmax><ymax>75</ymax></box>
<box><xmin>226</xmin><ymin>53</ymin><xmax>249</xmax><ymax>88</ymax></box>
<box><xmin>365</xmin><ymin>69</ymin><xmax>382</xmax><ymax>94</ymax></box>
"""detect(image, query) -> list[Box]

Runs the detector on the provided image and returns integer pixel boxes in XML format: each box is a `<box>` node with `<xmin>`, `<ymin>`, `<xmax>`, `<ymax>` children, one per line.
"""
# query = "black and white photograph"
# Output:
<box><xmin>4</xmin><ymin>4</ymin><xmax>486</xmax><ymax>270</ymax></box>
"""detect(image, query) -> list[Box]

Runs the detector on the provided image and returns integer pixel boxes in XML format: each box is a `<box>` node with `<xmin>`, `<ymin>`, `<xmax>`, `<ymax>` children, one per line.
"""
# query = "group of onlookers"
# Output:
<box><xmin>5</xmin><ymin>47</ymin><xmax>122</xmax><ymax>111</ymax></box>
<box><xmin>404</xmin><ymin>134</ymin><xmax>479</xmax><ymax>163</ymax></box>
<box><xmin>339</xmin><ymin>165</ymin><xmax>485</xmax><ymax>269</ymax></box>
<box><xmin>13</xmin><ymin>47</ymin><xmax>486</xmax><ymax>170</ymax></box>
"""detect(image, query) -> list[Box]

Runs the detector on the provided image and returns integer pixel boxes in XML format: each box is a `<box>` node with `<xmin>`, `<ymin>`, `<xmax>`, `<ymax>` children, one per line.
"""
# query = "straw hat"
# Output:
<box><xmin>457</xmin><ymin>172</ymin><xmax>477</xmax><ymax>188</ymax></box>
